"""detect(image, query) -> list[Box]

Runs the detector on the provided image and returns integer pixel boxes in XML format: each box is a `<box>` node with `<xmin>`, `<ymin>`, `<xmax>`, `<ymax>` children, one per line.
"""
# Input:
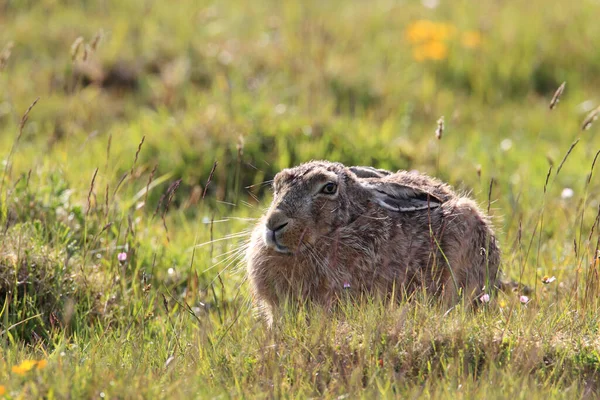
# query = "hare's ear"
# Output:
<box><xmin>349</xmin><ymin>166</ymin><xmax>392</xmax><ymax>178</ymax></box>
<box><xmin>362</xmin><ymin>182</ymin><xmax>443</xmax><ymax>212</ymax></box>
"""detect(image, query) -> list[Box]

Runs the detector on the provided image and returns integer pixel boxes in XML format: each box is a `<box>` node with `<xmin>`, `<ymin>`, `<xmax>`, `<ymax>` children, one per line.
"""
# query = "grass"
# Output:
<box><xmin>1</xmin><ymin>0</ymin><xmax>600</xmax><ymax>398</ymax></box>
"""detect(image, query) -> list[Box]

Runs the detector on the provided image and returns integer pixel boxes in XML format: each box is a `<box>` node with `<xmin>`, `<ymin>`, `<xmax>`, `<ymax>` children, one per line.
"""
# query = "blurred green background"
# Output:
<box><xmin>2</xmin><ymin>0</ymin><xmax>600</xmax><ymax>201</ymax></box>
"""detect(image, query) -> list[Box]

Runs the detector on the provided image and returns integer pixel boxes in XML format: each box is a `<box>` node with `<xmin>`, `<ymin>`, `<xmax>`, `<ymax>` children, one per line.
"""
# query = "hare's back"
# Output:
<box><xmin>386</xmin><ymin>170</ymin><xmax>456</xmax><ymax>202</ymax></box>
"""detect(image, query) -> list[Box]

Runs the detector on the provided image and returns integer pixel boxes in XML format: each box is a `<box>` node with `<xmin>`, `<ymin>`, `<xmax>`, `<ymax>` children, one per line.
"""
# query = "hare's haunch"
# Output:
<box><xmin>246</xmin><ymin>161</ymin><xmax>500</xmax><ymax>324</ymax></box>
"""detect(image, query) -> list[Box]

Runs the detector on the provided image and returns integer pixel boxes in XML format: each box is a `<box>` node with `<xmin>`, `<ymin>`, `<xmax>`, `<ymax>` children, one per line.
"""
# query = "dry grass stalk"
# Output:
<box><xmin>549</xmin><ymin>81</ymin><xmax>566</xmax><ymax>110</ymax></box>
<box><xmin>587</xmin><ymin>205</ymin><xmax>600</xmax><ymax>243</ymax></box>
<box><xmin>130</xmin><ymin>136</ymin><xmax>146</xmax><ymax>178</ymax></box>
<box><xmin>71</xmin><ymin>37</ymin><xmax>84</xmax><ymax>62</ymax></box>
<box><xmin>487</xmin><ymin>177</ymin><xmax>494</xmax><ymax>214</ymax></box>
<box><xmin>86</xmin><ymin>168</ymin><xmax>99</xmax><ymax>216</ymax></box>
<box><xmin>144</xmin><ymin>164</ymin><xmax>158</xmax><ymax>204</ymax></box>
<box><xmin>543</xmin><ymin>164</ymin><xmax>553</xmax><ymax>193</ymax></box>
<box><xmin>435</xmin><ymin>116</ymin><xmax>444</xmax><ymax>140</ymax></box>
<box><xmin>19</xmin><ymin>97</ymin><xmax>40</xmax><ymax>134</ymax></box>
<box><xmin>583</xmin><ymin>207</ymin><xmax>600</xmax><ymax>307</ymax></box>
<box><xmin>159</xmin><ymin>179</ymin><xmax>182</xmax><ymax>242</ymax></box>
<box><xmin>1</xmin><ymin>97</ymin><xmax>40</xmax><ymax>194</ymax></box>
<box><xmin>556</xmin><ymin>138</ymin><xmax>580</xmax><ymax>176</ymax></box>
<box><xmin>164</xmin><ymin>179</ymin><xmax>182</xmax><ymax>215</ymax></box>
<box><xmin>112</xmin><ymin>172</ymin><xmax>128</xmax><ymax>197</ymax></box>
<box><xmin>587</xmin><ymin>149</ymin><xmax>600</xmax><ymax>185</ymax></box>
<box><xmin>582</xmin><ymin>106</ymin><xmax>600</xmax><ymax>131</ymax></box>
<box><xmin>99</xmin><ymin>222</ymin><xmax>113</xmax><ymax>236</ymax></box>
<box><xmin>203</xmin><ymin>161</ymin><xmax>218</xmax><ymax>199</ymax></box>
<box><xmin>104</xmin><ymin>183</ymin><xmax>110</xmax><ymax>218</ymax></box>
<box><xmin>105</xmin><ymin>134</ymin><xmax>112</xmax><ymax>170</ymax></box>
<box><xmin>82</xmin><ymin>44</ymin><xmax>91</xmax><ymax>62</ymax></box>
<box><xmin>153</xmin><ymin>191</ymin><xmax>167</xmax><ymax>219</ymax></box>
<box><xmin>90</xmin><ymin>30</ymin><xmax>103</xmax><ymax>51</ymax></box>
<box><xmin>153</xmin><ymin>179</ymin><xmax>182</xmax><ymax>219</ymax></box>
<box><xmin>0</xmin><ymin>42</ymin><xmax>14</xmax><ymax>70</ymax></box>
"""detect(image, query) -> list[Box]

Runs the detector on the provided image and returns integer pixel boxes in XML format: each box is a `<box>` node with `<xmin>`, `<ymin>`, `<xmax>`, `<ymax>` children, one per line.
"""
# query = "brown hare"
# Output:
<box><xmin>246</xmin><ymin>160</ymin><xmax>500</xmax><ymax>324</ymax></box>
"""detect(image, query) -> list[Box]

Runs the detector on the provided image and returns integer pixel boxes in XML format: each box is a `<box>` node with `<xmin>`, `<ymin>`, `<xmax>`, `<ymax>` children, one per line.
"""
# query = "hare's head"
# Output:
<box><xmin>262</xmin><ymin>161</ymin><xmax>360</xmax><ymax>253</ymax></box>
<box><xmin>261</xmin><ymin>161</ymin><xmax>443</xmax><ymax>254</ymax></box>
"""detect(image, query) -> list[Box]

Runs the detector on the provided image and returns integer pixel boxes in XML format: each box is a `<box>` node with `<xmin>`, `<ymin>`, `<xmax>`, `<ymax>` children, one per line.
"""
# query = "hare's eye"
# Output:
<box><xmin>321</xmin><ymin>182</ymin><xmax>337</xmax><ymax>195</ymax></box>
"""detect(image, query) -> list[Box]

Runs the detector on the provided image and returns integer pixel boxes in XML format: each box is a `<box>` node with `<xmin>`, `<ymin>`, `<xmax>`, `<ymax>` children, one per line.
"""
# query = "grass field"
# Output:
<box><xmin>1</xmin><ymin>0</ymin><xmax>600</xmax><ymax>398</ymax></box>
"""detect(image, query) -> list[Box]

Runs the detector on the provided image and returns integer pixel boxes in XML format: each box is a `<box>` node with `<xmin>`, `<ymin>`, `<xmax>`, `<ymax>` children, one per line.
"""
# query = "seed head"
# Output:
<box><xmin>435</xmin><ymin>116</ymin><xmax>444</xmax><ymax>140</ymax></box>
<box><xmin>549</xmin><ymin>81</ymin><xmax>566</xmax><ymax>110</ymax></box>
<box><xmin>0</xmin><ymin>41</ymin><xmax>14</xmax><ymax>70</ymax></box>
<box><xmin>582</xmin><ymin>106</ymin><xmax>600</xmax><ymax>131</ymax></box>
<box><xmin>71</xmin><ymin>36</ymin><xmax>84</xmax><ymax>62</ymax></box>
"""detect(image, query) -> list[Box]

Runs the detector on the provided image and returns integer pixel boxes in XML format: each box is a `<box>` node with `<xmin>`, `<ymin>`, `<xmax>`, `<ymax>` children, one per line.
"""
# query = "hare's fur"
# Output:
<box><xmin>247</xmin><ymin>161</ymin><xmax>500</xmax><ymax>324</ymax></box>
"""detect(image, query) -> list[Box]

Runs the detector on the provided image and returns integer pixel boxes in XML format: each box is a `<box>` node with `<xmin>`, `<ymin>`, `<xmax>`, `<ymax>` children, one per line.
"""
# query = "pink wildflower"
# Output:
<box><xmin>118</xmin><ymin>252</ymin><xmax>127</xmax><ymax>262</ymax></box>
<box><xmin>519</xmin><ymin>295</ymin><xmax>529</xmax><ymax>304</ymax></box>
<box><xmin>480</xmin><ymin>293</ymin><xmax>490</xmax><ymax>303</ymax></box>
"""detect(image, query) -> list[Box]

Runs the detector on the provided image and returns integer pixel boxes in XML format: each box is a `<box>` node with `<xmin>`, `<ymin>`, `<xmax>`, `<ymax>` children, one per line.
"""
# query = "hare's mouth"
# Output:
<box><xmin>273</xmin><ymin>243</ymin><xmax>291</xmax><ymax>254</ymax></box>
<box><xmin>264</xmin><ymin>226</ymin><xmax>292</xmax><ymax>254</ymax></box>
<box><xmin>267</xmin><ymin>240</ymin><xmax>292</xmax><ymax>254</ymax></box>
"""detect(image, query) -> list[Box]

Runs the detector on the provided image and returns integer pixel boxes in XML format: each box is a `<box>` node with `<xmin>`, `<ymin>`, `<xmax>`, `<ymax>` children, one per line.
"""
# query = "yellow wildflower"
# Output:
<box><xmin>412</xmin><ymin>41</ymin><xmax>448</xmax><ymax>62</ymax></box>
<box><xmin>0</xmin><ymin>385</ymin><xmax>5</xmax><ymax>396</ymax></box>
<box><xmin>11</xmin><ymin>359</ymin><xmax>47</xmax><ymax>375</ymax></box>
<box><xmin>405</xmin><ymin>20</ymin><xmax>456</xmax><ymax>43</ymax></box>
<box><xmin>11</xmin><ymin>360</ymin><xmax>38</xmax><ymax>375</ymax></box>
<box><xmin>424</xmin><ymin>41</ymin><xmax>448</xmax><ymax>60</ymax></box>
<box><xmin>461</xmin><ymin>31</ymin><xmax>482</xmax><ymax>48</ymax></box>
<box><xmin>405</xmin><ymin>20</ymin><xmax>437</xmax><ymax>43</ymax></box>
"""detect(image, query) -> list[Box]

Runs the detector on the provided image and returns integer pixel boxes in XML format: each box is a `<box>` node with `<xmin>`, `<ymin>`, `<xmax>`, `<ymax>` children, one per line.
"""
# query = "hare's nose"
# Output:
<box><xmin>266</xmin><ymin>212</ymin><xmax>290</xmax><ymax>233</ymax></box>
<box><xmin>269</xmin><ymin>221</ymin><xmax>288</xmax><ymax>232</ymax></box>
<box><xmin>264</xmin><ymin>212</ymin><xmax>291</xmax><ymax>253</ymax></box>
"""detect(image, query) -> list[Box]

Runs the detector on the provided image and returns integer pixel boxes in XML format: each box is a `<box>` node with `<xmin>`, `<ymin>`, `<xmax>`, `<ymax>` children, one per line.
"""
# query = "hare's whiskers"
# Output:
<box><xmin>230</xmin><ymin>275</ymin><xmax>249</xmax><ymax>305</ymax></box>
<box><xmin>220</xmin><ymin>216</ymin><xmax>259</xmax><ymax>222</ymax></box>
<box><xmin>304</xmin><ymin>245</ymin><xmax>328</xmax><ymax>274</ymax></box>
<box><xmin>318</xmin><ymin>234</ymin><xmax>356</xmax><ymax>251</ymax></box>
<box><xmin>205</xmin><ymin>218</ymin><xmax>256</xmax><ymax>224</ymax></box>
<box><xmin>245</xmin><ymin>179</ymin><xmax>274</xmax><ymax>189</ymax></box>
<box><xmin>239</xmin><ymin>200</ymin><xmax>255</xmax><ymax>208</ymax></box>
<box><xmin>202</xmin><ymin>241</ymin><xmax>250</xmax><ymax>274</ymax></box>
<box><xmin>246</xmin><ymin>190</ymin><xmax>260</xmax><ymax>204</ymax></box>
<box><xmin>216</xmin><ymin>200</ymin><xmax>237</xmax><ymax>206</ymax></box>
<box><xmin>215</xmin><ymin>244</ymin><xmax>252</xmax><ymax>259</ymax></box>
<box><xmin>207</xmin><ymin>242</ymin><xmax>251</xmax><ymax>286</ymax></box>
<box><xmin>192</xmin><ymin>231</ymin><xmax>252</xmax><ymax>249</ymax></box>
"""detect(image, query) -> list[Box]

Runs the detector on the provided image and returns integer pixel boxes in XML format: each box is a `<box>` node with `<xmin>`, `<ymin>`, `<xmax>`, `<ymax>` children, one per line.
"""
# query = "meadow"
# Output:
<box><xmin>1</xmin><ymin>0</ymin><xmax>600</xmax><ymax>398</ymax></box>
